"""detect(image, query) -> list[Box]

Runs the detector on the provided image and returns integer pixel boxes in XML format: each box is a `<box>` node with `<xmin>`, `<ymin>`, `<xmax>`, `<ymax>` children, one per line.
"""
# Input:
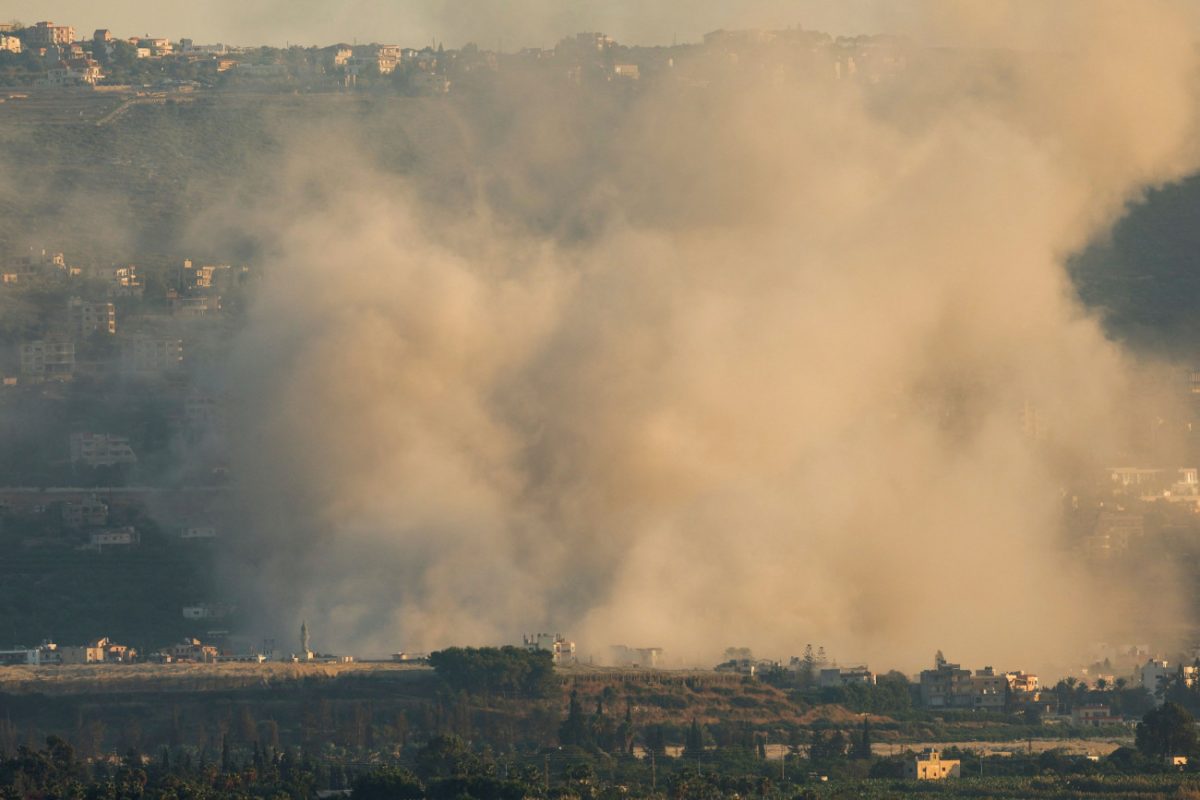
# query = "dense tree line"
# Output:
<box><xmin>6</xmin><ymin>701</ymin><xmax>1200</xmax><ymax>799</ymax></box>
<box><xmin>427</xmin><ymin>646</ymin><xmax>557</xmax><ymax>698</ymax></box>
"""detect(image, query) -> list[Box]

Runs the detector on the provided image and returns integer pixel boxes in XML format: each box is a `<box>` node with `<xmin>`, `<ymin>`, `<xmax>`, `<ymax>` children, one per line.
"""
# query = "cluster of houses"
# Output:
<box><xmin>0</xmin><ymin>21</ymin><xmax>239</xmax><ymax>88</ymax></box>
<box><xmin>0</xmin><ymin>637</ymin><xmax>137</xmax><ymax>665</ymax></box>
<box><xmin>0</xmin><ymin>17</ymin><xmax>913</xmax><ymax>95</ymax></box>
<box><xmin>0</xmin><ymin>637</ymin><xmax>245</xmax><ymax>665</ymax></box>
<box><xmin>1</xmin><ymin>250</ymin><xmax>238</xmax><ymax>488</ymax></box>
<box><xmin>3</xmin><ymin>251</ymin><xmax>239</xmax><ymax>388</ymax></box>
<box><xmin>918</xmin><ymin>658</ymin><xmax>1041</xmax><ymax>712</ymax></box>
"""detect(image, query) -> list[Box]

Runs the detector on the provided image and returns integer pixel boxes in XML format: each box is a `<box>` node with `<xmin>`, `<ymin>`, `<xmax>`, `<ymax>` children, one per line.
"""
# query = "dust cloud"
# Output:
<box><xmin>214</xmin><ymin>0</ymin><xmax>1200</xmax><ymax>673</ymax></box>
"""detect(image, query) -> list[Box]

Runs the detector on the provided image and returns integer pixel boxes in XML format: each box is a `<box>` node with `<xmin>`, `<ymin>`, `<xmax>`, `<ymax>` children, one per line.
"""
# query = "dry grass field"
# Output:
<box><xmin>0</xmin><ymin>660</ymin><xmax>432</xmax><ymax>695</ymax></box>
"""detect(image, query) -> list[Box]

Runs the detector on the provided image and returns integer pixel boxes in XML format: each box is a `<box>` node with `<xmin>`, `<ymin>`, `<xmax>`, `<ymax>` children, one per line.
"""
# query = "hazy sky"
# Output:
<box><xmin>5</xmin><ymin>0</ymin><xmax>927</xmax><ymax>49</ymax></box>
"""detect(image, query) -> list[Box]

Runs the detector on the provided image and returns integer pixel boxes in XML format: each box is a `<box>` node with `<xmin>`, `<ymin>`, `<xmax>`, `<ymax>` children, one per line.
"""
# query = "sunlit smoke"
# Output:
<box><xmin>216</xmin><ymin>0</ymin><xmax>1200</xmax><ymax>673</ymax></box>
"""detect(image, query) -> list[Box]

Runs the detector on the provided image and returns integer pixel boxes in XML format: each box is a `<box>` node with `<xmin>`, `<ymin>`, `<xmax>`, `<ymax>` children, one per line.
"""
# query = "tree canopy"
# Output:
<box><xmin>427</xmin><ymin>646</ymin><xmax>557</xmax><ymax>697</ymax></box>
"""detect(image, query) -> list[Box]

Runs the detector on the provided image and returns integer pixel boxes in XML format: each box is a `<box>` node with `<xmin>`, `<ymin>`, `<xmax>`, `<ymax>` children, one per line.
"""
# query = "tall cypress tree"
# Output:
<box><xmin>684</xmin><ymin>719</ymin><xmax>705</xmax><ymax>760</ymax></box>
<box><xmin>852</xmin><ymin>718</ymin><xmax>872</xmax><ymax>760</ymax></box>
<box><xmin>559</xmin><ymin>689</ymin><xmax>592</xmax><ymax>748</ymax></box>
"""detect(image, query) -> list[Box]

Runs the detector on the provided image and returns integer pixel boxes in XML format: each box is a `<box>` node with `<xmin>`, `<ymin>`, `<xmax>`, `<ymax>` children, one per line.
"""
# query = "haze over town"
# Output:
<box><xmin>12</xmin><ymin>3</ymin><xmax>1200</xmax><ymax>797</ymax></box>
<box><xmin>5</xmin><ymin>0</ymin><xmax>1200</xmax><ymax>724</ymax></box>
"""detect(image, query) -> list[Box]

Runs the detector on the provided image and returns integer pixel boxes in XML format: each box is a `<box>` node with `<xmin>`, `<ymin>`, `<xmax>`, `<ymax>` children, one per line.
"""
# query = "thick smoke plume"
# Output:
<box><xmin>218</xmin><ymin>1</ymin><xmax>1200</xmax><ymax>672</ymax></box>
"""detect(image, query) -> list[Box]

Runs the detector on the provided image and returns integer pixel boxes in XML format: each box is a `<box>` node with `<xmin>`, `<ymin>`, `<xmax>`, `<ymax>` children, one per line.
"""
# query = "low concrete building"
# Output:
<box><xmin>0</xmin><ymin>643</ymin><xmax>58</xmax><ymax>665</ymax></box>
<box><xmin>905</xmin><ymin>749</ymin><xmax>960</xmax><ymax>780</ymax></box>
<box><xmin>610</xmin><ymin>644</ymin><xmax>664</xmax><ymax>668</ymax></box>
<box><xmin>167</xmin><ymin>638</ymin><xmax>219</xmax><ymax>663</ymax></box>
<box><xmin>59</xmin><ymin>642</ymin><xmax>106</xmax><ymax>664</ymax></box>
<box><xmin>179</xmin><ymin>526</ymin><xmax>217</xmax><ymax>540</ymax></box>
<box><xmin>1073</xmin><ymin>704</ymin><xmax>1121</xmax><ymax>727</ymax></box>
<box><xmin>819</xmin><ymin>666</ymin><xmax>876</xmax><ymax>688</ymax></box>
<box><xmin>89</xmin><ymin>527</ymin><xmax>139</xmax><ymax>548</ymax></box>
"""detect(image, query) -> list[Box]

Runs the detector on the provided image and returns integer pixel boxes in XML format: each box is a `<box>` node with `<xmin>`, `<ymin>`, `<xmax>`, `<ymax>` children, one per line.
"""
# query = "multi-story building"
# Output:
<box><xmin>969</xmin><ymin>667</ymin><xmax>1009</xmax><ymax>711</ymax></box>
<box><xmin>136</xmin><ymin>37</ymin><xmax>173</xmax><ymax>55</ymax></box>
<box><xmin>0</xmin><ymin>34</ymin><xmax>21</xmax><ymax>53</ymax></box>
<box><xmin>184</xmin><ymin>393</ymin><xmax>224</xmax><ymax>430</ymax></box>
<box><xmin>27</xmin><ymin>21</ymin><xmax>75</xmax><ymax>46</ymax></box>
<box><xmin>523</xmin><ymin>632</ymin><xmax>576</xmax><ymax>664</ymax></box>
<box><xmin>109</xmin><ymin>265</ymin><xmax>143</xmax><ymax>297</ymax></box>
<box><xmin>919</xmin><ymin>661</ymin><xmax>973</xmax><ymax>708</ymax></box>
<box><xmin>1109</xmin><ymin>467</ymin><xmax>1166</xmax><ymax>490</ymax></box>
<box><xmin>1084</xmin><ymin>511</ymin><xmax>1144</xmax><ymax>558</ymax></box>
<box><xmin>121</xmin><ymin>337</ymin><xmax>183</xmax><ymax>376</ymax></box>
<box><xmin>42</xmin><ymin>57</ymin><xmax>104</xmax><ymax>87</ymax></box>
<box><xmin>68</xmin><ymin>297</ymin><xmax>116</xmax><ymax>336</ymax></box>
<box><xmin>19</xmin><ymin>339</ymin><xmax>75</xmax><ymax>378</ymax></box>
<box><xmin>8</xmin><ymin>251</ymin><xmax>68</xmax><ymax>279</ymax></box>
<box><xmin>69</xmin><ymin>433</ymin><xmax>137</xmax><ymax>467</ymax></box>
<box><xmin>1141</xmin><ymin>659</ymin><xmax>1198</xmax><ymax>702</ymax></box>
<box><xmin>1005</xmin><ymin>671</ymin><xmax>1040</xmax><ymax>695</ymax></box>
<box><xmin>185</xmin><ymin>261</ymin><xmax>235</xmax><ymax>290</ymax></box>
<box><xmin>61</xmin><ymin>496</ymin><xmax>109</xmax><ymax>528</ymax></box>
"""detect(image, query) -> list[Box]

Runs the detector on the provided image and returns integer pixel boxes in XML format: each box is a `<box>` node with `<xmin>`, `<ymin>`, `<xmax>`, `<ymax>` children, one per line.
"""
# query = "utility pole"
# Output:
<box><xmin>544</xmin><ymin>755</ymin><xmax>549</xmax><ymax>792</ymax></box>
<box><xmin>651</xmin><ymin>750</ymin><xmax>656</xmax><ymax>792</ymax></box>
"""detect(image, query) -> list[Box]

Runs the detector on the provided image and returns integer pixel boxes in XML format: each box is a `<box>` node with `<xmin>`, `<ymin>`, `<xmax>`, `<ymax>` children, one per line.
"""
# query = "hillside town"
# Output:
<box><xmin>0</xmin><ymin>19</ymin><xmax>909</xmax><ymax>96</ymax></box>
<box><xmin>8</xmin><ymin>10</ymin><xmax>1200</xmax><ymax>797</ymax></box>
<box><xmin>7</xmin><ymin>15</ymin><xmax>1200</xmax><ymax>682</ymax></box>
